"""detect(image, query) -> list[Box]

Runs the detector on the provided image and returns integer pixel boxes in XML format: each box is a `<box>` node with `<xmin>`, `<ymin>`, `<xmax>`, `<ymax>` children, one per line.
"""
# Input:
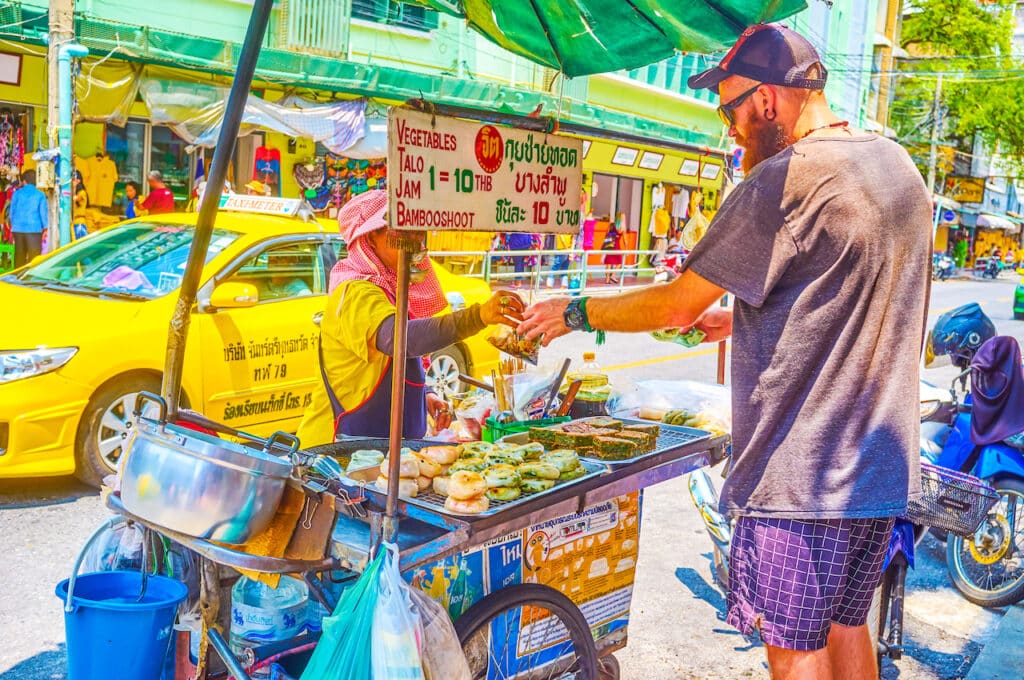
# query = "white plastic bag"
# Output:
<box><xmin>372</xmin><ymin>543</ymin><xmax>425</xmax><ymax>680</ymax></box>
<box><xmin>409</xmin><ymin>588</ymin><xmax>472</xmax><ymax>680</ymax></box>
<box><xmin>81</xmin><ymin>517</ymin><xmax>144</xmax><ymax>572</ymax></box>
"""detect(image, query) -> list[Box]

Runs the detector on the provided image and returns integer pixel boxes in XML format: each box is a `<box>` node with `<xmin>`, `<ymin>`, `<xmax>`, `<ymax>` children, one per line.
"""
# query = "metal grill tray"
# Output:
<box><xmin>343</xmin><ymin>458</ymin><xmax>608</xmax><ymax>518</ymax></box>
<box><xmin>501</xmin><ymin>417</ymin><xmax>714</xmax><ymax>467</ymax></box>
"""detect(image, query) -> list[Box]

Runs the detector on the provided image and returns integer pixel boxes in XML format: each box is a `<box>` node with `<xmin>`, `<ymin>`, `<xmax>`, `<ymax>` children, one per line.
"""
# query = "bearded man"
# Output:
<box><xmin>518</xmin><ymin>24</ymin><xmax>932</xmax><ymax>680</ymax></box>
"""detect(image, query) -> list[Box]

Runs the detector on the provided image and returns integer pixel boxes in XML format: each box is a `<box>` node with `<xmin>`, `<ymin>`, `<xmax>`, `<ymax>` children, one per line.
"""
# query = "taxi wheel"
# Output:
<box><xmin>427</xmin><ymin>345</ymin><xmax>466</xmax><ymax>399</ymax></box>
<box><xmin>75</xmin><ymin>375</ymin><xmax>162</xmax><ymax>487</ymax></box>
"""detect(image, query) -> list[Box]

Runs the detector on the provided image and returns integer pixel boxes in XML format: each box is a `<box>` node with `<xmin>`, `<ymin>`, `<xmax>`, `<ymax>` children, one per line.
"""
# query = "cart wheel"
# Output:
<box><xmin>455</xmin><ymin>583</ymin><xmax>600</xmax><ymax>680</ymax></box>
<box><xmin>598</xmin><ymin>654</ymin><xmax>620</xmax><ymax>680</ymax></box>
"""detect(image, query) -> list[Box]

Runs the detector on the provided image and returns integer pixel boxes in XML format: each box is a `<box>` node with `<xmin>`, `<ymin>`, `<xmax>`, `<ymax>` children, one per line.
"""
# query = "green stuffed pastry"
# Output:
<box><xmin>521</xmin><ymin>478</ymin><xmax>556</xmax><ymax>494</ymax></box>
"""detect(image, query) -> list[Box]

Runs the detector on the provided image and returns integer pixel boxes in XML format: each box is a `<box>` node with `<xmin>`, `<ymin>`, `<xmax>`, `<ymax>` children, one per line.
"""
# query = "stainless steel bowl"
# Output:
<box><xmin>120</xmin><ymin>418</ymin><xmax>293</xmax><ymax>544</ymax></box>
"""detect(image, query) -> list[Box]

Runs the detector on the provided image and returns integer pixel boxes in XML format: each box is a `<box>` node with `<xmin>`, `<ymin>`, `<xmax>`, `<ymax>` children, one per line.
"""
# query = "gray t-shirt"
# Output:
<box><xmin>683</xmin><ymin>133</ymin><xmax>931</xmax><ymax>519</ymax></box>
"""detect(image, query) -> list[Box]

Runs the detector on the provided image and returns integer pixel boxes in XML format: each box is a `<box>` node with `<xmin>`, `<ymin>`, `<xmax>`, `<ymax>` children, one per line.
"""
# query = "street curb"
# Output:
<box><xmin>965</xmin><ymin>605</ymin><xmax>1024</xmax><ymax>679</ymax></box>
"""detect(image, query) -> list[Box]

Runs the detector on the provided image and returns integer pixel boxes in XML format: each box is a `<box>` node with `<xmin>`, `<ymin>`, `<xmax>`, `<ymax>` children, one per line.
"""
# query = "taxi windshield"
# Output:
<box><xmin>10</xmin><ymin>222</ymin><xmax>239</xmax><ymax>299</ymax></box>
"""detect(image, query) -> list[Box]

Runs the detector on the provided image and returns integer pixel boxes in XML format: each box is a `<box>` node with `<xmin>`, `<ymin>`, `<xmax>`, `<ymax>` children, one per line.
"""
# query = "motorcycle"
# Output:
<box><xmin>932</xmin><ymin>253</ymin><xmax>955</xmax><ymax>281</ymax></box>
<box><xmin>982</xmin><ymin>256</ymin><xmax>1002</xmax><ymax>279</ymax></box>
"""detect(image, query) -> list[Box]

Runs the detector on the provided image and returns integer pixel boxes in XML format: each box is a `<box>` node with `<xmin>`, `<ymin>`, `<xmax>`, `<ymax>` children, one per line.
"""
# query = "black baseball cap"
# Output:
<box><xmin>688</xmin><ymin>24</ymin><xmax>828</xmax><ymax>93</ymax></box>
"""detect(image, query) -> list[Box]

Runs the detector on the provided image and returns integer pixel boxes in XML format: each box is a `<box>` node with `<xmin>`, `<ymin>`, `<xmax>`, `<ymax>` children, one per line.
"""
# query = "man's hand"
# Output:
<box><xmin>692</xmin><ymin>306</ymin><xmax>733</xmax><ymax>343</ymax></box>
<box><xmin>480</xmin><ymin>290</ymin><xmax>525</xmax><ymax>326</ymax></box>
<box><xmin>518</xmin><ymin>297</ymin><xmax>572</xmax><ymax>346</ymax></box>
<box><xmin>425</xmin><ymin>392</ymin><xmax>453</xmax><ymax>431</ymax></box>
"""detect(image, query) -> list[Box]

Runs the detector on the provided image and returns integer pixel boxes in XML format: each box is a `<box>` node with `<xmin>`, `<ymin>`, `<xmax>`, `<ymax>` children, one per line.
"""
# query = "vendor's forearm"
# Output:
<box><xmin>586</xmin><ymin>270</ymin><xmax>727</xmax><ymax>332</ymax></box>
<box><xmin>375</xmin><ymin>305</ymin><xmax>486</xmax><ymax>356</ymax></box>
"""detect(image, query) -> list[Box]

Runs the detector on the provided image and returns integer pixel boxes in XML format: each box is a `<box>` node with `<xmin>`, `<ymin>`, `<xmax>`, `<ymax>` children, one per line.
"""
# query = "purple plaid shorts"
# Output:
<box><xmin>727</xmin><ymin>516</ymin><xmax>894</xmax><ymax>651</ymax></box>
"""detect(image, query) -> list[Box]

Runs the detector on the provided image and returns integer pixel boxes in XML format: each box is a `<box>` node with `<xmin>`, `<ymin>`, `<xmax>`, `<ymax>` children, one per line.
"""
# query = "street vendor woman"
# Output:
<box><xmin>297</xmin><ymin>189</ymin><xmax>524</xmax><ymax>445</ymax></box>
<box><xmin>519</xmin><ymin>25</ymin><xmax>932</xmax><ymax>680</ymax></box>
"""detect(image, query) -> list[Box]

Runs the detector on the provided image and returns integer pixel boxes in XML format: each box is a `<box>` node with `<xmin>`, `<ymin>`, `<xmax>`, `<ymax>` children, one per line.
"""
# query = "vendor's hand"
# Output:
<box><xmin>425</xmin><ymin>392</ymin><xmax>453</xmax><ymax>431</ymax></box>
<box><xmin>480</xmin><ymin>290</ymin><xmax>525</xmax><ymax>326</ymax></box>
<box><xmin>518</xmin><ymin>297</ymin><xmax>572</xmax><ymax>346</ymax></box>
<box><xmin>691</xmin><ymin>306</ymin><xmax>733</xmax><ymax>343</ymax></box>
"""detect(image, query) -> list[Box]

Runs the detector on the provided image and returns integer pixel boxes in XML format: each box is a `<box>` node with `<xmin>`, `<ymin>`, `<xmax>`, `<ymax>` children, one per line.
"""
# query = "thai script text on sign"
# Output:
<box><xmin>387</xmin><ymin>108</ymin><xmax>582</xmax><ymax>234</ymax></box>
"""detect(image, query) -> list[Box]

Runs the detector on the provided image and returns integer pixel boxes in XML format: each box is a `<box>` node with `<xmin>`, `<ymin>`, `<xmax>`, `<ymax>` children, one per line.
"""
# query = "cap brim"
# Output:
<box><xmin>687</xmin><ymin>67</ymin><xmax>729</xmax><ymax>93</ymax></box>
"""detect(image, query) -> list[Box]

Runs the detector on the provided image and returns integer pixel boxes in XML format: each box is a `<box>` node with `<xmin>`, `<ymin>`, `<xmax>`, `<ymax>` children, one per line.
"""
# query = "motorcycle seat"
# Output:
<box><xmin>1005</xmin><ymin>433</ymin><xmax>1024</xmax><ymax>451</ymax></box>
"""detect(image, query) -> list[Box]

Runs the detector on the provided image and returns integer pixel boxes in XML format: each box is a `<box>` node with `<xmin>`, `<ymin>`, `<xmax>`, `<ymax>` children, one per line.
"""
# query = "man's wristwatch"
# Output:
<box><xmin>563</xmin><ymin>297</ymin><xmax>590</xmax><ymax>331</ymax></box>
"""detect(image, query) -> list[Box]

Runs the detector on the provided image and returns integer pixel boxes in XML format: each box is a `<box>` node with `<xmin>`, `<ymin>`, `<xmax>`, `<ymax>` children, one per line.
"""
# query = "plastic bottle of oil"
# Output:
<box><xmin>564</xmin><ymin>352</ymin><xmax>611</xmax><ymax>417</ymax></box>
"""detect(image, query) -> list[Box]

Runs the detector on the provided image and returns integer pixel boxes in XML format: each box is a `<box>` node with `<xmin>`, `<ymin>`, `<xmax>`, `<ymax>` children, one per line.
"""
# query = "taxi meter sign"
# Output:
<box><xmin>387</xmin><ymin>108</ymin><xmax>582</xmax><ymax>234</ymax></box>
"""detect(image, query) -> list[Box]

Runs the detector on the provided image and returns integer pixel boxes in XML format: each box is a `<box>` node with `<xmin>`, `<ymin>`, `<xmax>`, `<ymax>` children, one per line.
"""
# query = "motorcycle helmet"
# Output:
<box><xmin>925</xmin><ymin>303</ymin><xmax>996</xmax><ymax>369</ymax></box>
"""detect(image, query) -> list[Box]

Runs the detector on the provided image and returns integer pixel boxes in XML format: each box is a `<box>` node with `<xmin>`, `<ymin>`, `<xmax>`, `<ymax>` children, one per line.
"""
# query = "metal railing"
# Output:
<box><xmin>431</xmin><ymin>247</ymin><xmax>668</xmax><ymax>297</ymax></box>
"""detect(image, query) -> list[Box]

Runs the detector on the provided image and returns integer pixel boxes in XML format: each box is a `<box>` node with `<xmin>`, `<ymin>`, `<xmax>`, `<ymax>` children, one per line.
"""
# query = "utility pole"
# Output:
<box><xmin>926</xmin><ymin>73</ymin><xmax>943</xmax><ymax>195</ymax></box>
<box><xmin>47</xmin><ymin>0</ymin><xmax>76</xmax><ymax>249</ymax></box>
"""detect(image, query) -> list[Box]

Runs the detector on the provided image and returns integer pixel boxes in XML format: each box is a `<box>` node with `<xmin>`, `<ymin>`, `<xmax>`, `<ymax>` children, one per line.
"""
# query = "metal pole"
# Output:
<box><xmin>383</xmin><ymin>248</ymin><xmax>412</xmax><ymax>540</ymax></box>
<box><xmin>57</xmin><ymin>43</ymin><xmax>89</xmax><ymax>246</ymax></box>
<box><xmin>926</xmin><ymin>73</ymin><xmax>943</xmax><ymax>195</ymax></box>
<box><xmin>161</xmin><ymin>0</ymin><xmax>274</xmax><ymax>417</ymax></box>
<box><xmin>47</xmin><ymin>0</ymin><xmax>76</xmax><ymax>250</ymax></box>
<box><xmin>716</xmin><ymin>294</ymin><xmax>728</xmax><ymax>385</ymax></box>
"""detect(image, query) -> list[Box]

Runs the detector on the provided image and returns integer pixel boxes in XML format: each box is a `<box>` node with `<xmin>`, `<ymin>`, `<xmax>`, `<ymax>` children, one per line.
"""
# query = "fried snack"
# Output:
<box><xmin>381</xmin><ymin>454</ymin><xmax>420</xmax><ymax>479</ymax></box>
<box><xmin>448</xmin><ymin>470</ymin><xmax>487</xmax><ymax>500</ymax></box>
<box><xmin>550</xmin><ymin>428</ymin><xmax>618</xmax><ymax>449</ymax></box>
<box><xmin>591</xmin><ymin>436</ymin><xmax>638</xmax><ymax>461</ymax></box>
<box><xmin>485</xmin><ymin>486</ymin><xmax>522</xmax><ymax>502</ymax></box>
<box><xmin>623</xmin><ymin>423</ymin><xmax>661</xmax><ymax>439</ymax></box>
<box><xmin>485</xmin><ymin>450</ymin><xmax>526</xmax><ymax>467</ymax></box>
<box><xmin>449</xmin><ymin>457</ymin><xmax>488</xmax><ymax>473</ymax></box>
<box><xmin>527</xmin><ymin>427</ymin><xmax>562</xmax><ymax>447</ymax></box>
<box><xmin>445</xmin><ymin>495</ymin><xmax>490</xmax><ymax>514</ymax></box>
<box><xmin>412</xmin><ymin>454</ymin><xmax>443</xmax><ymax>478</ymax></box>
<box><xmin>540</xmin><ymin>449</ymin><xmax>581</xmax><ymax>473</ymax></box>
<box><xmin>347</xmin><ymin>449</ymin><xmax>384</xmax><ymax>472</ymax></box>
<box><xmin>418</xmin><ymin>445</ymin><xmax>459</xmax><ymax>465</ymax></box>
<box><xmin>557</xmin><ymin>465</ymin><xmax>587</xmax><ymax>481</ymax></box>
<box><xmin>487</xmin><ymin>327</ymin><xmax>540</xmax><ymax>365</ymax></box>
<box><xmin>612</xmin><ymin>430</ymin><xmax>654</xmax><ymax>452</ymax></box>
<box><xmin>517</xmin><ymin>462</ymin><xmax>561</xmax><ymax>480</ymax></box>
<box><xmin>375</xmin><ymin>475</ymin><xmax>419</xmax><ymax>497</ymax></box>
<box><xmin>458</xmin><ymin>441</ymin><xmax>494</xmax><ymax>458</ymax></box>
<box><xmin>432</xmin><ymin>475</ymin><xmax>451</xmax><ymax>497</ymax></box>
<box><xmin>513</xmin><ymin>442</ymin><xmax>546</xmax><ymax>461</ymax></box>
<box><xmin>576</xmin><ymin>417</ymin><xmax>623</xmax><ymax>431</ymax></box>
<box><xmin>416</xmin><ymin>475</ymin><xmax>433</xmax><ymax>492</ymax></box>
<box><xmin>521</xmin><ymin>478</ymin><xmax>556</xmax><ymax>494</ymax></box>
<box><xmin>483</xmin><ymin>464</ymin><xmax>522</xmax><ymax>489</ymax></box>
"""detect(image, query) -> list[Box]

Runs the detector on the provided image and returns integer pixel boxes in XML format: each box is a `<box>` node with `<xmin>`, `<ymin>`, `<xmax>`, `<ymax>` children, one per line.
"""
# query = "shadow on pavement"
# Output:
<box><xmin>0</xmin><ymin>646</ymin><xmax>66</xmax><ymax>680</ymax></box>
<box><xmin>674</xmin><ymin>563</ymin><xmax>727</xmax><ymax>617</ymax></box>
<box><xmin>0</xmin><ymin>477</ymin><xmax>96</xmax><ymax>510</ymax></box>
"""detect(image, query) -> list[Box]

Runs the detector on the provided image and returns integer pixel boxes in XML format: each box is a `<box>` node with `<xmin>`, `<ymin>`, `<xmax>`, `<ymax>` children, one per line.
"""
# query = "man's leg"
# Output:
<box><xmin>826</xmin><ymin>622</ymin><xmax>876</xmax><ymax>680</ymax></box>
<box><xmin>764</xmin><ymin>645</ymin><xmax>833</xmax><ymax>680</ymax></box>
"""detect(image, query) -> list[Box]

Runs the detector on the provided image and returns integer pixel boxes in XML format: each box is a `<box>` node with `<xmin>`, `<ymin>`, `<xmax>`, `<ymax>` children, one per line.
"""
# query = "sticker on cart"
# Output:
<box><xmin>405</xmin><ymin>546</ymin><xmax>486</xmax><ymax>620</ymax></box>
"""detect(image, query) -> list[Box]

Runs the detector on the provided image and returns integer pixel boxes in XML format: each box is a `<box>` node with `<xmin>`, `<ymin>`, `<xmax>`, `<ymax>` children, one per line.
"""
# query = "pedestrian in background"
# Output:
<box><xmin>519</xmin><ymin>24</ymin><xmax>932</xmax><ymax>679</ymax></box>
<box><xmin>601</xmin><ymin>213</ymin><xmax>624</xmax><ymax>284</ymax></box>
<box><xmin>506</xmin><ymin>231</ymin><xmax>536</xmax><ymax>288</ymax></box>
<box><xmin>9</xmin><ymin>169</ymin><xmax>48</xmax><ymax>267</ymax></box>
<box><xmin>123</xmin><ymin>181</ymin><xmax>141</xmax><ymax>219</ymax></box>
<box><xmin>141</xmin><ymin>170</ymin><xmax>175</xmax><ymax>215</ymax></box>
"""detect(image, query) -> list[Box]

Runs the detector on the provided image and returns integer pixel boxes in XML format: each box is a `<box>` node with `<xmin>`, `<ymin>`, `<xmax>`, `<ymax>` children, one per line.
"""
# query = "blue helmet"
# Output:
<box><xmin>925</xmin><ymin>303</ymin><xmax>996</xmax><ymax>369</ymax></box>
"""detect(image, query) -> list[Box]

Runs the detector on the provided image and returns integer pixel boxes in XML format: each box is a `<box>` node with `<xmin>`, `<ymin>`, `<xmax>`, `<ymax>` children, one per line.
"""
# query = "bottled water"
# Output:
<box><xmin>229</xmin><ymin>576</ymin><xmax>309</xmax><ymax>656</ymax></box>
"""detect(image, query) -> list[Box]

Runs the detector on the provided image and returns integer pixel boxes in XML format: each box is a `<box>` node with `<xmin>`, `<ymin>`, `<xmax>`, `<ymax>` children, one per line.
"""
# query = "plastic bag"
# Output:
<box><xmin>651</xmin><ymin>327</ymin><xmax>706</xmax><ymax>347</ymax></box>
<box><xmin>81</xmin><ymin>517</ymin><xmax>144</xmax><ymax>572</ymax></box>
<box><xmin>681</xmin><ymin>210</ymin><xmax>709</xmax><ymax>250</ymax></box>
<box><xmin>372</xmin><ymin>543</ymin><xmax>425</xmax><ymax>680</ymax></box>
<box><xmin>453</xmin><ymin>391</ymin><xmax>495</xmax><ymax>441</ymax></box>
<box><xmin>300</xmin><ymin>549</ymin><xmax>385</xmax><ymax>680</ymax></box>
<box><xmin>617</xmin><ymin>379</ymin><xmax>731</xmax><ymax>435</ymax></box>
<box><xmin>487</xmin><ymin>326</ymin><xmax>540</xmax><ymax>365</ymax></box>
<box><xmin>409</xmin><ymin>588</ymin><xmax>471</xmax><ymax>680</ymax></box>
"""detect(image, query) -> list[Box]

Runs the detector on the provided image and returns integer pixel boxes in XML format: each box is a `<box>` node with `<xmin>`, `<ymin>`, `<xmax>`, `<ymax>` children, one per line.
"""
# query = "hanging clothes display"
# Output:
<box><xmin>325</xmin><ymin>154</ymin><xmax>387</xmax><ymax>210</ymax></box>
<box><xmin>254</xmin><ymin>146</ymin><xmax>282</xmax><ymax>196</ymax></box>
<box><xmin>650</xmin><ymin>182</ymin><xmax>666</xmax><ymax>209</ymax></box>
<box><xmin>671</xmin><ymin>187</ymin><xmax>690</xmax><ymax>220</ymax></box>
<box><xmin>85</xmin><ymin>152</ymin><xmax>118</xmax><ymax>208</ymax></box>
<box><xmin>0</xmin><ymin>110</ymin><xmax>25</xmax><ymax>182</ymax></box>
<box><xmin>293</xmin><ymin>158</ymin><xmax>330</xmax><ymax>212</ymax></box>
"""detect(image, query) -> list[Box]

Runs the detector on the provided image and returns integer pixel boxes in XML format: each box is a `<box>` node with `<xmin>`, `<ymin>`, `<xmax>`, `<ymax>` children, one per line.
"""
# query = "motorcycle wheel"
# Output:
<box><xmin>946</xmin><ymin>478</ymin><xmax>1024</xmax><ymax>608</ymax></box>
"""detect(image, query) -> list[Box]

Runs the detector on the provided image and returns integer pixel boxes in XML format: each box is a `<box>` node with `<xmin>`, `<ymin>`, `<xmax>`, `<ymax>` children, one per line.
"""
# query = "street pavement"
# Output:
<box><xmin>1</xmin><ymin>275</ymin><xmax>1022</xmax><ymax>679</ymax></box>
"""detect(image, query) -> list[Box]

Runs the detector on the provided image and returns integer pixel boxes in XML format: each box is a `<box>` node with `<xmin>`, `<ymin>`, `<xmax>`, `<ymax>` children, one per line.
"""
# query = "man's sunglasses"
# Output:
<box><xmin>717</xmin><ymin>83</ymin><xmax>762</xmax><ymax>128</ymax></box>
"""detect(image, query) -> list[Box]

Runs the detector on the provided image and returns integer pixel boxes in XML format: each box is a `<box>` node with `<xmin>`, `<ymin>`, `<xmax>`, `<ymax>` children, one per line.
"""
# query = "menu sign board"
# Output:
<box><xmin>387</xmin><ymin>108</ymin><xmax>582</xmax><ymax>234</ymax></box>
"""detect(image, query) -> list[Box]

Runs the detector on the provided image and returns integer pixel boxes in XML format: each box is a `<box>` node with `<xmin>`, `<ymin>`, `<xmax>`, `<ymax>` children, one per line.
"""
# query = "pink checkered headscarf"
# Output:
<box><xmin>329</xmin><ymin>190</ymin><xmax>447</xmax><ymax>319</ymax></box>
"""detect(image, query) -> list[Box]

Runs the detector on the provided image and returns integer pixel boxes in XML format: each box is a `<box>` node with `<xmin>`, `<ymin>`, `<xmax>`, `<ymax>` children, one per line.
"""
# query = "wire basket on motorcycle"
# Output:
<box><xmin>902</xmin><ymin>463</ymin><xmax>1000</xmax><ymax>537</ymax></box>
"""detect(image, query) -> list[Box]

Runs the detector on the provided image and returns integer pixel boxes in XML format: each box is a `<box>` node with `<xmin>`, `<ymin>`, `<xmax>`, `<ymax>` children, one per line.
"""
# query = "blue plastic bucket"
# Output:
<box><xmin>56</xmin><ymin>571</ymin><xmax>188</xmax><ymax>680</ymax></box>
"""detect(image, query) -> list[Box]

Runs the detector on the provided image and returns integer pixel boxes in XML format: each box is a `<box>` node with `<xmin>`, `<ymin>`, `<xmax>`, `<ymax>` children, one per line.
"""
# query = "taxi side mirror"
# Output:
<box><xmin>210</xmin><ymin>282</ymin><xmax>259</xmax><ymax>308</ymax></box>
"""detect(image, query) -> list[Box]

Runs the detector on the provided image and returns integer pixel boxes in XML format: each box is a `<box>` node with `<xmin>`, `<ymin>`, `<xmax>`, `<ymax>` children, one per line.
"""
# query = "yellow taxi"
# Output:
<box><xmin>0</xmin><ymin>199</ymin><xmax>499</xmax><ymax>485</ymax></box>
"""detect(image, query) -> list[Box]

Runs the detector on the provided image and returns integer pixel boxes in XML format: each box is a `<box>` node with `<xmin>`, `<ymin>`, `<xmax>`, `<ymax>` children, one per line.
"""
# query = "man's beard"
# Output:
<box><xmin>738</xmin><ymin>121</ymin><xmax>795</xmax><ymax>173</ymax></box>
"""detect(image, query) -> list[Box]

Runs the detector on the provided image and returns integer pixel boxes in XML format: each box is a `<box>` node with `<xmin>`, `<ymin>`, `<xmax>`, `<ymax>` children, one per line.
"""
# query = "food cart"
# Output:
<box><xmin>73</xmin><ymin>1</ymin><xmax>808</xmax><ymax>678</ymax></box>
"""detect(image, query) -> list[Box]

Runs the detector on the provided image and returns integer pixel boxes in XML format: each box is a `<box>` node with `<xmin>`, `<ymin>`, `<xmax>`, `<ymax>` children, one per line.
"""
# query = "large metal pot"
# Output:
<box><xmin>120</xmin><ymin>395</ymin><xmax>296</xmax><ymax>544</ymax></box>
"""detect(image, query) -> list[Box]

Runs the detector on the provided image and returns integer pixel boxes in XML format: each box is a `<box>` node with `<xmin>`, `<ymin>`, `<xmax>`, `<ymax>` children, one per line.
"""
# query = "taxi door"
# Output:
<box><xmin>194</xmin><ymin>236</ymin><xmax>331</xmax><ymax>435</ymax></box>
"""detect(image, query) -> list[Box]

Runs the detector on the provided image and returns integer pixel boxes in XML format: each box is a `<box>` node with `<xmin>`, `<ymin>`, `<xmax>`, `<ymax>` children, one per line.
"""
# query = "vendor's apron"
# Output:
<box><xmin>319</xmin><ymin>342</ymin><xmax>427</xmax><ymax>439</ymax></box>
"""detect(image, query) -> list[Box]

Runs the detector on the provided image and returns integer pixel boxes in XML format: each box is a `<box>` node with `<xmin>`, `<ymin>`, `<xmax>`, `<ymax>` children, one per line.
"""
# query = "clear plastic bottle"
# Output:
<box><xmin>565</xmin><ymin>352</ymin><xmax>611</xmax><ymax>417</ymax></box>
<box><xmin>230</xmin><ymin>575</ymin><xmax>309</xmax><ymax>656</ymax></box>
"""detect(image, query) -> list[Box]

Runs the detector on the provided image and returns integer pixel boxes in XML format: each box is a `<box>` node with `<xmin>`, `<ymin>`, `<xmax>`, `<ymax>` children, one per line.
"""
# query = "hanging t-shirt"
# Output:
<box><xmin>85</xmin><ymin>155</ymin><xmax>118</xmax><ymax>207</ymax></box>
<box><xmin>651</xmin><ymin>183</ymin><xmax>666</xmax><ymax>209</ymax></box>
<box><xmin>254</xmin><ymin>146</ymin><xmax>282</xmax><ymax>197</ymax></box>
<box><xmin>671</xmin><ymin>188</ymin><xmax>690</xmax><ymax>219</ymax></box>
<box><xmin>649</xmin><ymin>208</ymin><xmax>670</xmax><ymax>237</ymax></box>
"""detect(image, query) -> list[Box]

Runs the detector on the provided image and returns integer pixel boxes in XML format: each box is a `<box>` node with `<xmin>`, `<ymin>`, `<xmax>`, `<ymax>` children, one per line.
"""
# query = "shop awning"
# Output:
<box><xmin>932</xmin><ymin>193</ymin><xmax>962</xmax><ymax>211</ymax></box>
<box><xmin>977</xmin><ymin>213</ymin><xmax>1018</xmax><ymax>232</ymax></box>
<box><xmin>410</xmin><ymin>0</ymin><xmax>808</xmax><ymax>77</ymax></box>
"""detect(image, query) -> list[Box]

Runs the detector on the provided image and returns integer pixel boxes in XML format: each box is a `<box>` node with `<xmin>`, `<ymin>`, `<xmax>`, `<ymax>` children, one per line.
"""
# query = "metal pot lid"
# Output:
<box><xmin>136</xmin><ymin>418</ymin><xmax>293</xmax><ymax>479</ymax></box>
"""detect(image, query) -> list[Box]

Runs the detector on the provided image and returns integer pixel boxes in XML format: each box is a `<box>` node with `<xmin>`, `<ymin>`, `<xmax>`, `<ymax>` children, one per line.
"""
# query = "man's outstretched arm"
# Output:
<box><xmin>519</xmin><ymin>269</ymin><xmax>730</xmax><ymax>345</ymax></box>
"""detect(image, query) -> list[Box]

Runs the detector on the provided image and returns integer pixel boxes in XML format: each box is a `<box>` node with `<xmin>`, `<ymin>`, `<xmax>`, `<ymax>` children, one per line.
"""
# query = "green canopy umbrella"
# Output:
<box><xmin>410</xmin><ymin>0</ymin><xmax>808</xmax><ymax>77</ymax></box>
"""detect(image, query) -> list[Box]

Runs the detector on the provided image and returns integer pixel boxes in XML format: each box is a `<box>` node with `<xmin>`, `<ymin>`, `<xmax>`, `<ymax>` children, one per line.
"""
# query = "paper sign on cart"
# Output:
<box><xmin>387</xmin><ymin>108</ymin><xmax>583</xmax><ymax>234</ymax></box>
